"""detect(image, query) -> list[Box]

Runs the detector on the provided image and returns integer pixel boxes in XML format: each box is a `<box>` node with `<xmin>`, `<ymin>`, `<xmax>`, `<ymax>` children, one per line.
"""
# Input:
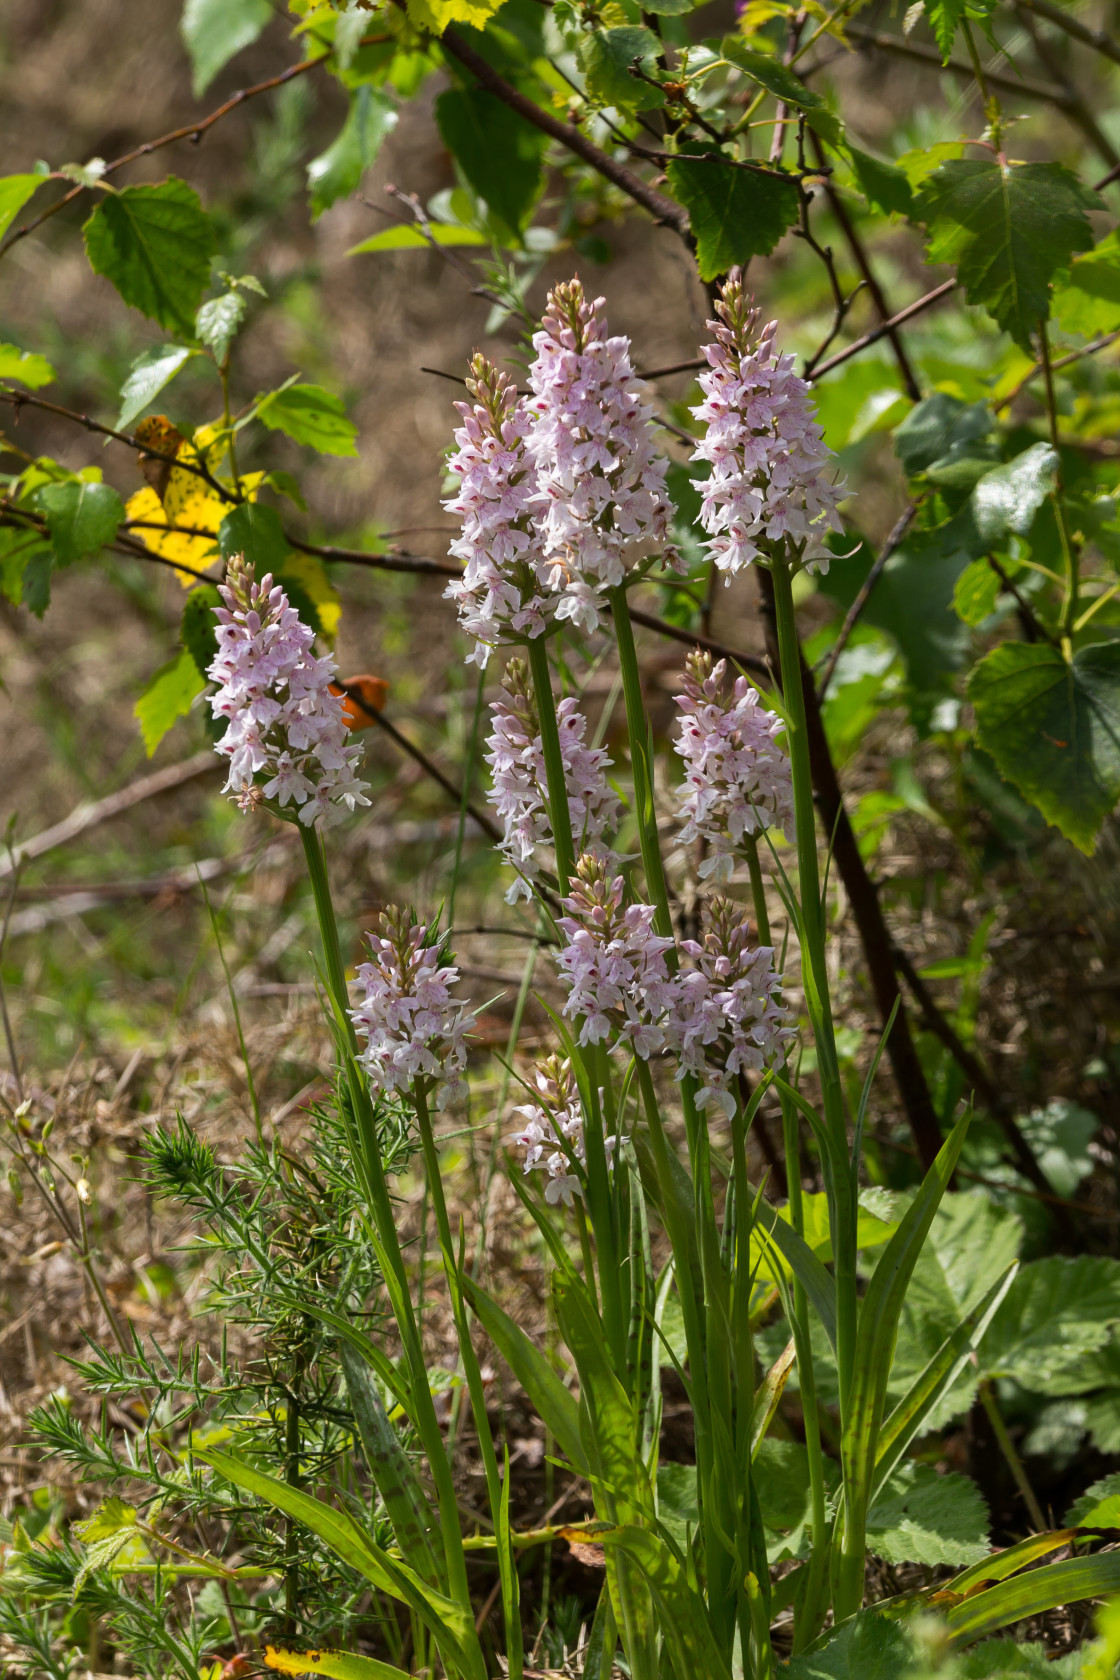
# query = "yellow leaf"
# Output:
<box><xmin>406</xmin><ymin>0</ymin><xmax>504</xmax><ymax>32</ymax></box>
<box><xmin>125</xmin><ymin>485</ymin><xmax>223</xmax><ymax>586</ymax></box>
<box><xmin>281</xmin><ymin>552</ymin><xmax>341</xmax><ymax>639</ymax></box>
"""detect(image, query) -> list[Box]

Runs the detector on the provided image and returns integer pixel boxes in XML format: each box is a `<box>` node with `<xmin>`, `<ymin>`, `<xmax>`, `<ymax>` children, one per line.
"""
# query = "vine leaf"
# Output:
<box><xmin>406</xmin><ymin>0</ymin><xmax>505</xmax><ymax>33</ymax></box>
<box><xmin>84</xmin><ymin>178</ymin><xmax>218</xmax><ymax>337</ymax></box>
<box><xmin>971</xmin><ymin>443</ymin><xmax>1059</xmax><ymax>544</ymax></box>
<box><xmin>435</xmin><ymin>88</ymin><xmax>548</xmax><ymax>238</ymax></box>
<box><xmin>308</xmin><ymin>87</ymin><xmax>399</xmax><ymax>221</ymax></box>
<box><xmin>256</xmin><ymin>383</ymin><xmax>359</xmax><ymax>456</ymax></box>
<box><xmin>0</xmin><ymin>343</ymin><xmax>55</xmax><ymax>389</ymax></box>
<box><xmin>921</xmin><ymin>0</ymin><xmax>995</xmax><ymax>63</ymax></box>
<box><xmin>578</xmin><ymin>27</ymin><xmax>664</xmax><ymax>110</ymax></box>
<box><xmin>36</xmin><ymin>480</ymin><xmax>124</xmax><ymax>564</ymax></box>
<box><xmin>665</xmin><ymin>159</ymin><xmax>798</xmax><ymax>281</ymax></box>
<box><xmin>134</xmin><ymin>648</ymin><xmax>206</xmax><ymax>756</ymax></box>
<box><xmin>914</xmin><ymin>160</ymin><xmax>1099</xmax><ymax>351</ymax></box>
<box><xmin>968</xmin><ymin>641</ymin><xmax>1120</xmax><ymax>853</ymax></box>
<box><xmin>180</xmin><ymin>0</ymin><xmax>273</xmax><ymax>96</ymax></box>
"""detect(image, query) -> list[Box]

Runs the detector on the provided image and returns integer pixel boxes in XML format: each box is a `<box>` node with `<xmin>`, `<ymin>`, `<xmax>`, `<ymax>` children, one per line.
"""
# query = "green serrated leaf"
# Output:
<box><xmin>256</xmin><ymin>383</ymin><xmax>358</xmax><ymax>456</ymax></box>
<box><xmin>977</xmin><ymin>1254</ymin><xmax>1120</xmax><ymax>1391</ymax></box>
<box><xmin>308</xmin><ymin>86</ymin><xmax>398</xmax><ymax>220</ymax></box>
<box><xmin>665</xmin><ymin>158</ymin><xmax>798</xmax><ymax>281</ymax></box>
<box><xmin>196</xmin><ymin>292</ymin><xmax>246</xmax><ymax>364</ymax></box>
<box><xmin>785</xmin><ymin>1610</ymin><xmax>918</xmax><ymax>1679</ymax></box>
<box><xmin>181</xmin><ymin>584</ymin><xmax>223</xmax><ymax>679</ymax></box>
<box><xmin>435</xmin><ymin>87</ymin><xmax>548</xmax><ymax>237</ymax></box>
<box><xmin>181</xmin><ymin>0</ymin><xmax>273</xmax><ymax>96</ymax></box>
<box><xmin>972</xmin><ymin>443</ymin><xmax>1059</xmax><ymax>544</ymax></box>
<box><xmin>953</xmin><ymin>557</ymin><xmax>1000</xmax><ymax>626</ymax></box>
<box><xmin>1066</xmin><ymin>1472</ymin><xmax>1120</xmax><ymax>1530</ymax></box>
<box><xmin>866</xmin><ymin>1463</ymin><xmax>989</xmax><ymax>1567</ymax></box>
<box><xmin>135</xmin><ymin>648</ymin><xmax>206</xmax><ymax>756</ymax></box>
<box><xmin>577</xmin><ymin>27</ymin><xmax>665</xmax><ymax>111</ymax></box>
<box><xmin>0</xmin><ymin>174</ymin><xmax>47</xmax><ymax>241</ymax></box>
<box><xmin>914</xmin><ymin>160</ymin><xmax>1099</xmax><ymax>352</ymax></box>
<box><xmin>720</xmin><ymin>38</ymin><xmax>822</xmax><ymax>105</ymax></box>
<box><xmin>0</xmin><ymin>342</ymin><xmax>55</xmax><ymax>389</ymax></box>
<box><xmin>347</xmin><ymin>223</ymin><xmax>488</xmax><ymax>254</ymax></box>
<box><xmin>0</xmin><ymin>528</ymin><xmax>52</xmax><ymax>613</ymax></box>
<box><xmin>117</xmin><ymin>344</ymin><xmax>195</xmax><ymax>430</ymax></box>
<box><xmin>84</xmin><ymin>178</ymin><xmax>218</xmax><ymax>337</ymax></box>
<box><xmin>36</xmin><ymin>480</ymin><xmax>124</xmax><ymax>564</ymax></box>
<box><xmin>969</xmin><ymin>640</ymin><xmax>1120</xmax><ymax>854</ymax></box>
<box><xmin>1053</xmin><ymin>228</ymin><xmax>1120</xmax><ymax>339</ymax></box>
<box><xmin>848</xmin><ymin>146</ymin><xmax>913</xmax><ymax>218</ymax></box>
<box><xmin>894</xmin><ymin>392</ymin><xmax>993</xmax><ymax>477</ymax></box>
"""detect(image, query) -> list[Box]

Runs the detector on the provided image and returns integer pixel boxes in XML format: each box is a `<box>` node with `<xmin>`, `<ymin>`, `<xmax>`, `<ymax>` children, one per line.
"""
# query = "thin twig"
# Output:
<box><xmin>816</xmin><ymin>504</ymin><xmax>917</xmax><ymax>697</ymax></box>
<box><xmin>1014</xmin><ymin>3</ymin><xmax>1120</xmax><ymax>169</ymax></box>
<box><xmin>1018</xmin><ymin>0</ymin><xmax>1120</xmax><ymax>71</ymax></box>
<box><xmin>845</xmin><ymin>25</ymin><xmax>1067</xmax><ymax>103</ymax></box>
<box><xmin>993</xmin><ymin>330</ymin><xmax>1120</xmax><ymax>412</ymax></box>
<box><xmin>809</xmin><ymin>281</ymin><xmax>958</xmax><ymax>382</ymax></box>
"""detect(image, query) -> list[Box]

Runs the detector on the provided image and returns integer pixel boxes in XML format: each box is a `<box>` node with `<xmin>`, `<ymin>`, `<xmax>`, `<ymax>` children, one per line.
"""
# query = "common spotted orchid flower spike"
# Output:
<box><xmin>691</xmin><ymin>270</ymin><xmax>846</xmax><ymax>578</ymax></box>
<box><xmin>674</xmin><ymin>649</ymin><xmax>795</xmax><ymax>882</ymax></box>
<box><xmin>664</xmin><ymin>896</ymin><xmax>792</xmax><ymax>1120</ymax></box>
<box><xmin>444</xmin><ymin>354</ymin><xmax>552</xmax><ymax>667</ymax></box>
<box><xmin>209</xmin><ymin>555</ymin><xmax>370</xmax><ymax>828</ymax></box>
<box><xmin>510</xmin><ymin>1055</ymin><xmax>618</xmax><ymax>1206</ymax></box>
<box><xmin>485</xmin><ymin>658</ymin><xmax>621</xmax><ymax>902</ymax></box>
<box><xmin>556</xmin><ymin>853</ymin><xmax>676</xmax><ymax>1057</ymax></box>
<box><xmin>526</xmin><ymin>278</ymin><xmax>679</xmax><ymax>634</ymax></box>
<box><xmin>351</xmin><ymin>908</ymin><xmax>475</xmax><ymax>1109</ymax></box>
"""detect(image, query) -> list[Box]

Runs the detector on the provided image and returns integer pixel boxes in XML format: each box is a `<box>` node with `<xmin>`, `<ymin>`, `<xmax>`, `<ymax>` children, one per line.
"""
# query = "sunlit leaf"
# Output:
<box><xmin>36</xmin><ymin>479</ymin><xmax>124</xmax><ymax>564</ymax></box>
<box><xmin>134</xmin><ymin>648</ymin><xmax>205</xmax><ymax>755</ymax></box>
<box><xmin>0</xmin><ymin>173</ymin><xmax>47</xmax><ymax>241</ymax></box>
<box><xmin>308</xmin><ymin>87</ymin><xmax>398</xmax><ymax>220</ymax></box>
<box><xmin>118</xmin><ymin>345</ymin><xmax>195</xmax><ymax>430</ymax></box>
<box><xmin>347</xmin><ymin>223</ymin><xmax>488</xmax><ymax>254</ymax></box>
<box><xmin>181</xmin><ymin>0</ymin><xmax>273</xmax><ymax>95</ymax></box>
<box><xmin>0</xmin><ymin>342</ymin><xmax>55</xmax><ymax>388</ymax></box>
<box><xmin>256</xmin><ymin>384</ymin><xmax>358</xmax><ymax>456</ymax></box>
<box><xmin>84</xmin><ymin>178</ymin><xmax>218</xmax><ymax>336</ymax></box>
<box><xmin>435</xmin><ymin>88</ymin><xmax>548</xmax><ymax>236</ymax></box>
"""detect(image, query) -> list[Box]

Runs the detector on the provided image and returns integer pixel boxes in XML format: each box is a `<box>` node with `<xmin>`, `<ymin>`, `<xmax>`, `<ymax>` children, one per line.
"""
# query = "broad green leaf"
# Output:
<box><xmin>577</xmin><ymin>27</ymin><xmax>664</xmax><ymax>111</ymax></box>
<box><xmin>1066</xmin><ymin>1472</ymin><xmax>1120</xmax><ymax>1530</ymax></box>
<box><xmin>218</xmin><ymin>502</ymin><xmax>289</xmax><ymax>573</ymax></box>
<box><xmin>37</xmin><ymin>480</ymin><xmax>124</xmax><ymax>564</ymax></box>
<box><xmin>946</xmin><ymin>1553</ymin><xmax>1120</xmax><ymax>1648</ymax></box>
<box><xmin>666</xmin><ymin>158</ymin><xmax>798</xmax><ymax>281</ymax></box>
<box><xmin>339</xmin><ymin>1342</ymin><xmax>441</xmax><ymax>1586</ymax></box>
<box><xmin>308</xmin><ymin>87</ymin><xmax>398</xmax><ymax>220</ymax></box>
<box><xmin>181</xmin><ymin>0</ymin><xmax>273</xmax><ymax>95</ymax></box>
<box><xmin>848</xmin><ymin>147</ymin><xmax>913</xmax><ymax>218</ymax></box>
<box><xmin>1053</xmin><ymin>229</ymin><xmax>1120</xmax><ymax>339</ymax></box>
<box><xmin>0</xmin><ymin>174</ymin><xmax>46</xmax><ymax>241</ymax></box>
<box><xmin>956</xmin><ymin>1640</ymin><xmax>1083</xmax><ymax>1679</ymax></box>
<box><xmin>459</xmin><ymin>1276</ymin><xmax>587</xmax><ymax>1474</ymax></box>
<box><xmin>968</xmin><ymin>640</ymin><xmax>1120</xmax><ymax>854</ymax></box>
<box><xmin>0</xmin><ymin>529</ymin><xmax>53</xmax><ymax>616</ymax></box>
<box><xmin>256</xmin><ymin>383</ymin><xmax>358</xmax><ymax>456</ymax></box>
<box><xmin>348</xmin><ymin>223</ymin><xmax>487</xmax><ymax>254</ymax></box>
<box><xmin>135</xmin><ymin>649</ymin><xmax>206</xmax><ymax>755</ymax></box>
<box><xmin>181</xmin><ymin>583</ymin><xmax>222</xmax><ymax>678</ymax></box>
<box><xmin>84</xmin><ymin>178</ymin><xmax>218</xmax><ymax>337</ymax></box>
<box><xmin>921</xmin><ymin>0</ymin><xmax>993</xmax><ymax>62</ymax></box>
<box><xmin>1019</xmin><ymin>1098</ymin><xmax>1098</xmax><ymax>1197</ymax></box>
<box><xmin>953</xmin><ymin>558</ymin><xmax>1000</xmax><ymax>626</ymax></box>
<box><xmin>0</xmin><ymin>343</ymin><xmax>54</xmax><ymax>388</ymax></box>
<box><xmin>914</xmin><ymin>160</ymin><xmax>1099</xmax><ymax>352</ymax></box>
<box><xmin>264</xmin><ymin>1648</ymin><xmax>411</xmax><ymax>1680</ymax></box>
<box><xmin>278</xmin><ymin>551</ymin><xmax>339</xmax><ymax>638</ymax></box>
<box><xmin>196</xmin><ymin>293</ymin><xmax>246</xmax><ymax>364</ymax></box>
<box><xmin>644</xmin><ymin>0</ymin><xmax>694</xmax><ymax>13</ymax></box>
<box><xmin>866</xmin><ymin>1463</ymin><xmax>989</xmax><ymax>1567</ymax></box>
<box><xmin>977</xmin><ymin>1255</ymin><xmax>1120</xmax><ymax>1393</ymax></box>
<box><xmin>971</xmin><ymin>443</ymin><xmax>1058</xmax><ymax>544</ymax></box>
<box><xmin>117</xmin><ymin>344</ymin><xmax>195</xmax><ymax>430</ymax></box>
<box><xmin>198</xmin><ymin>1447</ymin><xmax>483</xmax><ymax>1679</ymax></box>
<box><xmin>894</xmin><ymin>392</ymin><xmax>993</xmax><ymax>478</ymax></box>
<box><xmin>719</xmin><ymin>38</ymin><xmax>822</xmax><ymax>107</ymax></box>
<box><xmin>435</xmin><ymin>88</ymin><xmax>547</xmax><ymax>237</ymax></box>
<box><xmin>785</xmin><ymin>1610</ymin><xmax>919</xmax><ymax>1679</ymax></box>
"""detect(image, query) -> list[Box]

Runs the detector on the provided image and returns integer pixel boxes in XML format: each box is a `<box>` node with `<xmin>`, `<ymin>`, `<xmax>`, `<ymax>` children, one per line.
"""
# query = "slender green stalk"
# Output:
<box><xmin>1036</xmin><ymin>319</ymin><xmax>1081</xmax><ymax>639</ymax></box>
<box><xmin>607</xmin><ymin>587</ymin><xmax>673</xmax><ymax>942</ymax></box>
<box><xmin>448</xmin><ymin>665</ymin><xmax>486</xmax><ymax>931</ymax></box>
<box><xmin>528</xmin><ymin>636</ymin><xmax>575</xmax><ymax>895</ymax></box>
<box><xmin>979</xmin><ymin>1379</ymin><xmax>1047</xmax><ymax>1532</ymax></box>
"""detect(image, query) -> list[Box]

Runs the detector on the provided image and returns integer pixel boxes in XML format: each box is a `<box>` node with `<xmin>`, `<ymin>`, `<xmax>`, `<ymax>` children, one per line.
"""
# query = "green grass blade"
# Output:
<box><xmin>946</xmin><ymin>1553</ymin><xmax>1120</xmax><ymax>1647</ymax></box>
<box><xmin>459</xmin><ymin>1275</ymin><xmax>588</xmax><ymax>1475</ymax></box>
<box><xmin>264</xmin><ymin>1646</ymin><xmax>413</xmax><ymax>1680</ymax></box>
<box><xmin>339</xmin><ymin>1341</ymin><xmax>442</xmax><ymax>1588</ymax></box>
<box><xmin>751</xmin><ymin>1196</ymin><xmax>838</xmax><ymax>1351</ymax></box>
<box><xmin>597</xmin><ymin>1524</ymin><xmax>733</xmax><ymax>1680</ymax></box>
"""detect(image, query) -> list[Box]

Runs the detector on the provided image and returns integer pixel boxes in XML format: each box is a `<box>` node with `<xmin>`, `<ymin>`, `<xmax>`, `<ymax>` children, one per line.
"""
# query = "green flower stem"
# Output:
<box><xmin>528</xmin><ymin>635</ymin><xmax>575</xmax><ymax>897</ymax></box>
<box><xmin>413</xmin><ymin>1085</ymin><xmax>524</xmax><ymax>1680</ymax></box>
<box><xmin>744</xmin><ymin>837</ymin><xmax>829</xmax><ymax>1647</ymax></box>
<box><xmin>607</xmin><ymin>586</ymin><xmax>674</xmax><ymax>943</ymax></box>
<box><xmin>979</xmin><ymin>1378</ymin><xmax>1047</xmax><ymax>1533</ymax></box>
<box><xmin>298</xmin><ymin>826</ymin><xmax>479</xmax><ymax>1652</ymax></box>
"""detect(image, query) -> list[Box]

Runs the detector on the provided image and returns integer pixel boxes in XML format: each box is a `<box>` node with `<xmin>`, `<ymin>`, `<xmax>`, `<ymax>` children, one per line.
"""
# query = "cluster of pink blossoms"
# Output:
<box><xmin>691</xmin><ymin>271</ymin><xmax>846</xmax><ymax>578</ymax></box>
<box><xmin>510</xmin><ymin>1056</ymin><xmax>619</xmax><ymax>1206</ymax></box>
<box><xmin>208</xmin><ymin>557</ymin><xmax>370</xmax><ymax>829</ymax></box>
<box><xmin>350</xmin><ymin>908</ymin><xmax>476</xmax><ymax>1110</ymax></box>
<box><xmin>556</xmin><ymin>855</ymin><xmax>677</xmax><ymax>1058</ymax></box>
<box><xmin>674</xmin><ymin>650</ymin><xmax>795</xmax><ymax>882</ymax></box>
<box><xmin>443</xmin><ymin>357</ymin><xmax>552</xmax><ymax>668</ymax></box>
<box><xmin>485</xmin><ymin>659</ymin><xmax>620</xmax><ymax>900</ymax></box>
<box><xmin>445</xmin><ymin>281</ymin><xmax>678</xmax><ymax>657</ymax></box>
<box><xmin>525</xmin><ymin>280</ymin><xmax>679</xmax><ymax>633</ymax></box>
<box><xmin>665</xmin><ymin>898</ymin><xmax>792</xmax><ymax>1119</ymax></box>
